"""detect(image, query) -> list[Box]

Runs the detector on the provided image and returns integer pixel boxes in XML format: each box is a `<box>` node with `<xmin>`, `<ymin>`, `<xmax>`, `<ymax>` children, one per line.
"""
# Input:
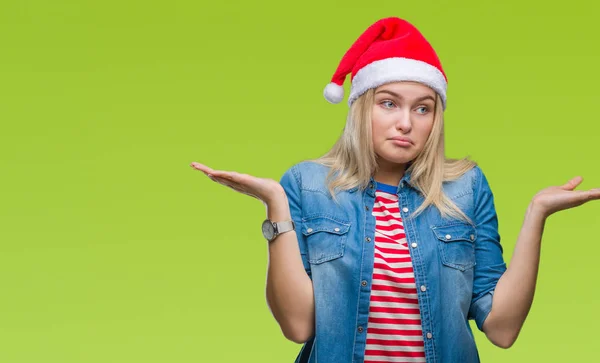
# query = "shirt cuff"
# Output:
<box><xmin>469</xmin><ymin>290</ymin><xmax>495</xmax><ymax>331</ymax></box>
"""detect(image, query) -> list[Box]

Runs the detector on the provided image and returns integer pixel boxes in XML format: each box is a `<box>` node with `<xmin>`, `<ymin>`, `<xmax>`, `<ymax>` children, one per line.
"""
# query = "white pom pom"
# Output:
<box><xmin>323</xmin><ymin>82</ymin><xmax>344</xmax><ymax>104</ymax></box>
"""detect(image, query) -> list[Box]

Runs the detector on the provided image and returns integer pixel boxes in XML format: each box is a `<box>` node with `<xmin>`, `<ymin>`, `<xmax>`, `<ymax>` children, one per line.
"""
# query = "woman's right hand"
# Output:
<box><xmin>190</xmin><ymin>162</ymin><xmax>286</xmax><ymax>206</ymax></box>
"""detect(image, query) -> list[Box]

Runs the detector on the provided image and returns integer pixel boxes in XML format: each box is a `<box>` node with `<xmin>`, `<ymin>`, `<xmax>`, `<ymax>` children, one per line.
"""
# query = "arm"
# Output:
<box><xmin>265</xmin><ymin>167</ymin><xmax>315</xmax><ymax>343</ymax></box>
<box><xmin>481</xmin><ymin>203</ymin><xmax>545</xmax><ymax>348</ymax></box>
<box><xmin>477</xmin><ymin>174</ymin><xmax>599</xmax><ymax>348</ymax></box>
<box><xmin>190</xmin><ymin>162</ymin><xmax>315</xmax><ymax>343</ymax></box>
<box><xmin>467</xmin><ymin>166</ymin><xmax>538</xmax><ymax>348</ymax></box>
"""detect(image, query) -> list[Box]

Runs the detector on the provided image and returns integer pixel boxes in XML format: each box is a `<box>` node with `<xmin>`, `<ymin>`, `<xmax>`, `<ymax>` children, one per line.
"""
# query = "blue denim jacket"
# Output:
<box><xmin>278</xmin><ymin>161</ymin><xmax>507</xmax><ymax>363</ymax></box>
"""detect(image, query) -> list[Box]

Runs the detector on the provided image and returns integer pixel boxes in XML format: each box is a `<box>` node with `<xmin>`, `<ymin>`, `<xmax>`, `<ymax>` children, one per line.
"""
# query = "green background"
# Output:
<box><xmin>1</xmin><ymin>0</ymin><xmax>599</xmax><ymax>362</ymax></box>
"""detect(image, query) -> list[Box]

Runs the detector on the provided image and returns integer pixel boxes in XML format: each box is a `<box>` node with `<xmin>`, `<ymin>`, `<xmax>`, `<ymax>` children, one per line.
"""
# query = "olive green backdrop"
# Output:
<box><xmin>1</xmin><ymin>0</ymin><xmax>599</xmax><ymax>362</ymax></box>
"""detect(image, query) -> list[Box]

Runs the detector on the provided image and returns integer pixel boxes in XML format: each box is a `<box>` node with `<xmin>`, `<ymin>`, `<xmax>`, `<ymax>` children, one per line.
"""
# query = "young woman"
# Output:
<box><xmin>191</xmin><ymin>17</ymin><xmax>600</xmax><ymax>363</ymax></box>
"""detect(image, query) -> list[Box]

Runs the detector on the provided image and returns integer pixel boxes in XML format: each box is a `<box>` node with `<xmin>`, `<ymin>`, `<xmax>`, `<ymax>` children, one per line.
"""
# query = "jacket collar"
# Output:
<box><xmin>348</xmin><ymin>167</ymin><xmax>414</xmax><ymax>195</ymax></box>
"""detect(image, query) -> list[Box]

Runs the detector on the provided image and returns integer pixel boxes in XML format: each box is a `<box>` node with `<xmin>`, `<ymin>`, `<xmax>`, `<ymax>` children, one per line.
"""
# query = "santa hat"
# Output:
<box><xmin>323</xmin><ymin>17</ymin><xmax>448</xmax><ymax>109</ymax></box>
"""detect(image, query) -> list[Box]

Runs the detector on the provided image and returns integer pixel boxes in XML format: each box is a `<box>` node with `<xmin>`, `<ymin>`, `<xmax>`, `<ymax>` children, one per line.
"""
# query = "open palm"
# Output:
<box><xmin>532</xmin><ymin>176</ymin><xmax>600</xmax><ymax>217</ymax></box>
<box><xmin>190</xmin><ymin>162</ymin><xmax>285</xmax><ymax>205</ymax></box>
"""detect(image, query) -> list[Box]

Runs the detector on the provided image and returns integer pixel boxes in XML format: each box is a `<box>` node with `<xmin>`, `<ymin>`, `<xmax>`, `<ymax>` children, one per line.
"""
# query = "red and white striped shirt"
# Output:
<box><xmin>364</xmin><ymin>184</ymin><xmax>426</xmax><ymax>363</ymax></box>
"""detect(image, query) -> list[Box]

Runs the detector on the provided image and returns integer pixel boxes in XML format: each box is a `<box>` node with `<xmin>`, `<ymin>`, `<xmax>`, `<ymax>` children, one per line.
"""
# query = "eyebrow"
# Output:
<box><xmin>375</xmin><ymin>90</ymin><xmax>435</xmax><ymax>102</ymax></box>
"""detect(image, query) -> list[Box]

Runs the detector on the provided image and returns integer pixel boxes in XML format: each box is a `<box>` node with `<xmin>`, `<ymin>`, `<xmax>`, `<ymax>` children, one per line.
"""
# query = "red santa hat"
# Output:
<box><xmin>323</xmin><ymin>17</ymin><xmax>448</xmax><ymax>109</ymax></box>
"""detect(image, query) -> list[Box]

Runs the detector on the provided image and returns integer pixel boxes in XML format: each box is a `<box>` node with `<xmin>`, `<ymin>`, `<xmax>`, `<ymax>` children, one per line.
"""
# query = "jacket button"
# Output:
<box><xmin>334</xmin><ymin>227</ymin><xmax>340</xmax><ymax>232</ymax></box>
<box><xmin>365</xmin><ymin>237</ymin><xmax>371</xmax><ymax>242</ymax></box>
<box><xmin>361</xmin><ymin>280</ymin><xmax>367</xmax><ymax>287</ymax></box>
<box><xmin>420</xmin><ymin>285</ymin><xmax>427</xmax><ymax>292</ymax></box>
<box><xmin>402</xmin><ymin>207</ymin><xmax>409</xmax><ymax>213</ymax></box>
<box><xmin>365</xmin><ymin>206</ymin><xmax>370</xmax><ymax>211</ymax></box>
<box><xmin>357</xmin><ymin>326</ymin><xmax>364</xmax><ymax>333</ymax></box>
<box><xmin>445</xmin><ymin>234</ymin><xmax>451</xmax><ymax>240</ymax></box>
<box><xmin>427</xmin><ymin>332</ymin><xmax>433</xmax><ymax>339</ymax></box>
<box><xmin>307</xmin><ymin>228</ymin><xmax>313</xmax><ymax>233</ymax></box>
<box><xmin>411</xmin><ymin>242</ymin><xmax>417</xmax><ymax>248</ymax></box>
<box><xmin>470</xmin><ymin>234</ymin><xmax>475</xmax><ymax>241</ymax></box>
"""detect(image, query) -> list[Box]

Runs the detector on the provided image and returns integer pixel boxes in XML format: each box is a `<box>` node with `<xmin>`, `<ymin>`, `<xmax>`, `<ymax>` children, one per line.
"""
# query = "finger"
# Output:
<box><xmin>190</xmin><ymin>162</ymin><xmax>216</xmax><ymax>175</ymax></box>
<box><xmin>207</xmin><ymin>173</ymin><xmax>243</xmax><ymax>189</ymax></box>
<box><xmin>205</xmin><ymin>171</ymin><xmax>261</xmax><ymax>197</ymax></box>
<box><xmin>214</xmin><ymin>178</ymin><xmax>260</xmax><ymax>199</ymax></box>
<box><xmin>587</xmin><ymin>188</ymin><xmax>600</xmax><ymax>200</ymax></box>
<box><xmin>570</xmin><ymin>189</ymin><xmax>600</xmax><ymax>203</ymax></box>
<box><xmin>210</xmin><ymin>170</ymin><xmax>246</xmax><ymax>182</ymax></box>
<box><xmin>192</xmin><ymin>165</ymin><xmax>240</xmax><ymax>181</ymax></box>
<box><xmin>207</xmin><ymin>169</ymin><xmax>232</xmax><ymax>178</ymax></box>
<box><xmin>561</xmin><ymin>176</ymin><xmax>583</xmax><ymax>191</ymax></box>
<box><xmin>227</xmin><ymin>171</ymin><xmax>249</xmax><ymax>183</ymax></box>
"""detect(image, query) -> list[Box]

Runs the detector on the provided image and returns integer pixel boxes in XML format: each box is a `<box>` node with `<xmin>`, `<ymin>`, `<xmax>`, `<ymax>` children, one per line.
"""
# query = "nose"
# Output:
<box><xmin>395</xmin><ymin>109</ymin><xmax>412</xmax><ymax>133</ymax></box>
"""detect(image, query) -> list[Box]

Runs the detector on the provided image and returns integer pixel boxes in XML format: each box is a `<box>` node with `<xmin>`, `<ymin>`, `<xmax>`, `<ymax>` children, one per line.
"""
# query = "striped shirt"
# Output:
<box><xmin>364</xmin><ymin>183</ymin><xmax>426</xmax><ymax>363</ymax></box>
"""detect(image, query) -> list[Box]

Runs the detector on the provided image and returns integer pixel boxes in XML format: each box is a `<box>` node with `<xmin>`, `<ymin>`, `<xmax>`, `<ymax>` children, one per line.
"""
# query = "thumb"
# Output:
<box><xmin>561</xmin><ymin>176</ymin><xmax>583</xmax><ymax>191</ymax></box>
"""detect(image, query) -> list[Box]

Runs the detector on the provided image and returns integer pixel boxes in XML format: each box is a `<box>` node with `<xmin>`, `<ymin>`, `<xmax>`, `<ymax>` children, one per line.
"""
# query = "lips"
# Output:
<box><xmin>390</xmin><ymin>136</ymin><xmax>413</xmax><ymax>145</ymax></box>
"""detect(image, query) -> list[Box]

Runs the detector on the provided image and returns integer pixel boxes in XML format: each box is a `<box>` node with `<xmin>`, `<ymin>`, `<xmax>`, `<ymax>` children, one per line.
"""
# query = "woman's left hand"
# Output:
<box><xmin>531</xmin><ymin>176</ymin><xmax>600</xmax><ymax>218</ymax></box>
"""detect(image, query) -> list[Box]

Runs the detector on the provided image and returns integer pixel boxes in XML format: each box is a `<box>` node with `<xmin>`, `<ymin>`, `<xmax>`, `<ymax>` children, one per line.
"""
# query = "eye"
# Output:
<box><xmin>415</xmin><ymin>106</ymin><xmax>429</xmax><ymax>114</ymax></box>
<box><xmin>380</xmin><ymin>100</ymin><xmax>396</xmax><ymax>109</ymax></box>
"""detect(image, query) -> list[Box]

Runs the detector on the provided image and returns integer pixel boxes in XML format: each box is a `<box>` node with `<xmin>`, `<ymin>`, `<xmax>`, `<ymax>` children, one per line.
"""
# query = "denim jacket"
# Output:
<box><xmin>278</xmin><ymin>161</ymin><xmax>507</xmax><ymax>363</ymax></box>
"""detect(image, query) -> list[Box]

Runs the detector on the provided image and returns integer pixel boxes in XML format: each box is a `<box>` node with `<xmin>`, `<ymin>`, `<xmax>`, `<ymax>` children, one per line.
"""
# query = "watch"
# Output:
<box><xmin>261</xmin><ymin>219</ymin><xmax>295</xmax><ymax>242</ymax></box>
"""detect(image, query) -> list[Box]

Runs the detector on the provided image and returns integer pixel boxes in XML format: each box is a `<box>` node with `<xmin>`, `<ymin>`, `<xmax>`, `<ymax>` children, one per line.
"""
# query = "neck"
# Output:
<box><xmin>374</xmin><ymin>160</ymin><xmax>407</xmax><ymax>186</ymax></box>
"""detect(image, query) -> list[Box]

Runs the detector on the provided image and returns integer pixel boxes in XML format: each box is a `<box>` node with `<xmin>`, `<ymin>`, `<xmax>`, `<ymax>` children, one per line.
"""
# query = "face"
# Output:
<box><xmin>371</xmin><ymin>81</ymin><xmax>437</xmax><ymax>169</ymax></box>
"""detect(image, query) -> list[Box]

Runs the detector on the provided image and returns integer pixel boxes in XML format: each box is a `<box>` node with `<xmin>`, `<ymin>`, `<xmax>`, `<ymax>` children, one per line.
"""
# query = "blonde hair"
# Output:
<box><xmin>310</xmin><ymin>87</ymin><xmax>477</xmax><ymax>224</ymax></box>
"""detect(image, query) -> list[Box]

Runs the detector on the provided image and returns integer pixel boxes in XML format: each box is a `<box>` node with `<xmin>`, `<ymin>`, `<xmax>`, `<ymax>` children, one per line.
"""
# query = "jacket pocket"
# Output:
<box><xmin>301</xmin><ymin>216</ymin><xmax>350</xmax><ymax>264</ymax></box>
<box><xmin>431</xmin><ymin>222</ymin><xmax>477</xmax><ymax>271</ymax></box>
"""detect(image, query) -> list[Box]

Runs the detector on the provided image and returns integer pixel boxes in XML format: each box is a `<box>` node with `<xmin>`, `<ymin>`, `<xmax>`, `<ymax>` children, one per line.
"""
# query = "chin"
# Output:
<box><xmin>375</xmin><ymin>144</ymin><xmax>420</xmax><ymax>164</ymax></box>
<box><xmin>378</xmin><ymin>152</ymin><xmax>415</xmax><ymax>165</ymax></box>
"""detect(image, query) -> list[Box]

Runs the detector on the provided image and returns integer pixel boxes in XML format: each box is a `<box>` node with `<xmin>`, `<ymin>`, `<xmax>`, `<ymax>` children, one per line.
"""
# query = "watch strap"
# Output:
<box><xmin>273</xmin><ymin>220</ymin><xmax>295</xmax><ymax>234</ymax></box>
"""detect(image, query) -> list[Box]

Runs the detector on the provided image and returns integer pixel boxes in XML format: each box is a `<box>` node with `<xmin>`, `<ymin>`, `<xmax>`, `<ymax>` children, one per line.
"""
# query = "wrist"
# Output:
<box><xmin>526</xmin><ymin>200</ymin><xmax>549</xmax><ymax>223</ymax></box>
<box><xmin>266</xmin><ymin>194</ymin><xmax>291</xmax><ymax>221</ymax></box>
<box><xmin>264</xmin><ymin>184</ymin><xmax>286</xmax><ymax>205</ymax></box>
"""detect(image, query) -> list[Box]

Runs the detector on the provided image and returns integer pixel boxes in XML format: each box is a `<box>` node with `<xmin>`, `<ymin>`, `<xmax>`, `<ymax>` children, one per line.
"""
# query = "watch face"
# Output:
<box><xmin>262</xmin><ymin>220</ymin><xmax>275</xmax><ymax>240</ymax></box>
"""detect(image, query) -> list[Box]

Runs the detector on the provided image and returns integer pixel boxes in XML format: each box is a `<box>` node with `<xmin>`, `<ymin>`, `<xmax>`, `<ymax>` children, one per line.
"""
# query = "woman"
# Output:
<box><xmin>191</xmin><ymin>17</ymin><xmax>599</xmax><ymax>363</ymax></box>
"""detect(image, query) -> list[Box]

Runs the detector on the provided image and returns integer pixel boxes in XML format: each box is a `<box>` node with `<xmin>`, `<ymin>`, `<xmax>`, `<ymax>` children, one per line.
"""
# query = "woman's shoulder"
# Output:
<box><xmin>280</xmin><ymin>160</ymin><xmax>331</xmax><ymax>190</ymax></box>
<box><xmin>441</xmin><ymin>160</ymin><xmax>484</xmax><ymax>199</ymax></box>
<box><xmin>454</xmin><ymin>163</ymin><xmax>492</xmax><ymax>193</ymax></box>
<box><xmin>446</xmin><ymin>164</ymin><xmax>497</xmax><ymax>208</ymax></box>
<box><xmin>294</xmin><ymin>160</ymin><xmax>331</xmax><ymax>174</ymax></box>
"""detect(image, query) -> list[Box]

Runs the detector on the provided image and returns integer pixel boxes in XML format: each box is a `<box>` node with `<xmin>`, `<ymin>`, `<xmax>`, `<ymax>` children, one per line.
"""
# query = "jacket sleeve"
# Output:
<box><xmin>279</xmin><ymin>165</ymin><xmax>312</xmax><ymax>280</ymax></box>
<box><xmin>468</xmin><ymin>166</ymin><xmax>507</xmax><ymax>331</ymax></box>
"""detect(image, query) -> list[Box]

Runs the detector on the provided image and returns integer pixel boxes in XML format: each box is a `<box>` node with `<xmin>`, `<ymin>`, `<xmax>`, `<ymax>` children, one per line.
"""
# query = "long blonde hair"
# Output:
<box><xmin>311</xmin><ymin>87</ymin><xmax>477</xmax><ymax>224</ymax></box>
